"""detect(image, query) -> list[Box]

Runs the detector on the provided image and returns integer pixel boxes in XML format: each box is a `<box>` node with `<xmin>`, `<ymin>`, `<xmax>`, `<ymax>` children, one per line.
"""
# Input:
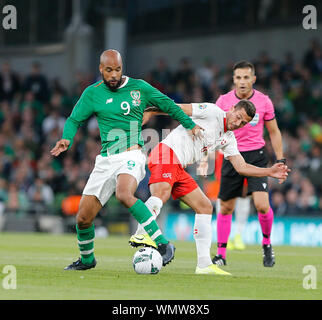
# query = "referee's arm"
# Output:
<box><xmin>265</xmin><ymin>118</ymin><xmax>284</xmax><ymax>160</ymax></box>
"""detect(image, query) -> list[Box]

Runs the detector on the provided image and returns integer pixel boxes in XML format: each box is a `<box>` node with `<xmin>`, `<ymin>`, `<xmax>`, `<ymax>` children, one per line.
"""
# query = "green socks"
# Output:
<box><xmin>75</xmin><ymin>199</ymin><xmax>166</xmax><ymax>265</ymax></box>
<box><xmin>129</xmin><ymin>199</ymin><xmax>168</xmax><ymax>245</ymax></box>
<box><xmin>76</xmin><ymin>224</ymin><xmax>95</xmax><ymax>265</ymax></box>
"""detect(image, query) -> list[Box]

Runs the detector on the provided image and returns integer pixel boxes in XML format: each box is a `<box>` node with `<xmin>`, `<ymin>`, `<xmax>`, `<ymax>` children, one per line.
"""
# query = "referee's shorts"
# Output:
<box><xmin>218</xmin><ymin>147</ymin><xmax>269</xmax><ymax>201</ymax></box>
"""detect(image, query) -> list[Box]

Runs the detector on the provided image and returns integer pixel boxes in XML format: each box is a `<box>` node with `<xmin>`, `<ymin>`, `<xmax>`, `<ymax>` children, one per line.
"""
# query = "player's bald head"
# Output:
<box><xmin>99</xmin><ymin>49</ymin><xmax>123</xmax><ymax>90</ymax></box>
<box><xmin>100</xmin><ymin>50</ymin><xmax>123</xmax><ymax>67</ymax></box>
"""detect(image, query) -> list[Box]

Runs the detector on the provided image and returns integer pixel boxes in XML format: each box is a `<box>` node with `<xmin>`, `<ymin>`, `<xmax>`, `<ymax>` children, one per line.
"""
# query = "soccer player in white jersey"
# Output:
<box><xmin>129</xmin><ymin>100</ymin><xmax>290</xmax><ymax>275</ymax></box>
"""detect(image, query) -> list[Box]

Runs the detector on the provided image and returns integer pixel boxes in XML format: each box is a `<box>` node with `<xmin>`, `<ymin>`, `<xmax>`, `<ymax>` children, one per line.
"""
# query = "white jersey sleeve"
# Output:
<box><xmin>221</xmin><ymin>131</ymin><xmax>240</xmax><ymax>159</ymax></box>
<box><xmin>191</xmin><ymin>103</ymin><xmax>218</xmax><ymax>119</ymax></box>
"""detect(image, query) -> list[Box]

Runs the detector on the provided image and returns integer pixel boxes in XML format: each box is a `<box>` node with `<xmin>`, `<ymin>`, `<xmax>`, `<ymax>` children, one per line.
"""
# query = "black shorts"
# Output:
<box><xmin>218</xmin><ymin>147</ymin><xmax>269</xmax><ymax>201</ymax></box>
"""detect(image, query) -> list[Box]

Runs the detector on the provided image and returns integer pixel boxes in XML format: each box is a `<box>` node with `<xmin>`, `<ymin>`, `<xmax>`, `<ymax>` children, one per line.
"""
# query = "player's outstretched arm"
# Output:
<box><xmin>265</xmin><ymin>118</ymin><xmax>284</xmax><ymax>160</ymax></box>
<box><xmin>176</xmin><ymin>104</ymin><xmax>192</xmax><ymax>116</ymax></box>
<box><xmin>50</xmin><ymin>139</ymin><xmax>70</xmax><ymax>157</ymax></box>
<box><xmin>142</xmin><ymin>106</ymin><xmax>166</xmax><ymax>125</ymax></box>
<box><xmin>143</xmin><ymin>104</ymin><xmax>192</xmax><ymax>124</ymax></box>
<box><xmin>143</xmin><ymin>104</ymin><xmax>203</xmax><ymax>139</ymax></box>
<box><xmin>144</xmin><ymin>81</ymin><xmax>197</xmax><ymax>131</ymax></box>
<box><xmin>228</xmin><ymin>154</ymin><xmax>290</xmax><ymax>183</ymax></box>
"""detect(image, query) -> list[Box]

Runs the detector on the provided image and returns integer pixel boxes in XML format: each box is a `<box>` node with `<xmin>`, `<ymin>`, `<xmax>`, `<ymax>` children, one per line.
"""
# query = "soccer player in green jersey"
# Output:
<box><xmin>50</xmin><ymin>49</ymin><xmax>203</xmax><ymax>270</ymax></box>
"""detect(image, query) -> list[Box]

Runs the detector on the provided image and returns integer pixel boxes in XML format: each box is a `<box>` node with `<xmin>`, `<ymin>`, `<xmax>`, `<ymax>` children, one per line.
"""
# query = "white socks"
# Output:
<box><xmin>193</xmin><ymin>213</ymin><xmax>213</xmax><ymax>268</ymax></box>
<box><xmin>235</xmin><ymin>197</ymin><xmax>251</xmax><ymax>235</ymax></box>
<box><xmin>135</xmin><ymin>200</ymin><xmax>214</xmax><ymax>269</ymax></box>
<box><xmin>135</xmin><ymin>196</ymin><xmax>163</xmax><ymax>235</ymax></box>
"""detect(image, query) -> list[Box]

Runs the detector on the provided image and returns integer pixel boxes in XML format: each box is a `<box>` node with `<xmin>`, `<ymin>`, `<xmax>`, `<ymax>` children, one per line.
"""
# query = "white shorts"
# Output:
<box><xmin>82</xmin><ymin>150</ymin><xmax>146</xmax><ymax>206</ymax></box>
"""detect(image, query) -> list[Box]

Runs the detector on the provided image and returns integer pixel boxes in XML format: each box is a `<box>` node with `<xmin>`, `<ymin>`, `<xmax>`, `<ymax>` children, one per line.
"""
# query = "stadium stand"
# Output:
<box><xmin>0</xmin><ymin>41</ymin><xmax>321</xmax><ymax>227</ymax></box>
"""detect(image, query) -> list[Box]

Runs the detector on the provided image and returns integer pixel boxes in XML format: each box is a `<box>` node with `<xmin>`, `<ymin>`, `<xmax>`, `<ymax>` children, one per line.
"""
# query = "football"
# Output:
<box><xmin>132</xmin><ymin>247</ymin><xmax>163</xmax><ymax>274</ymax></box>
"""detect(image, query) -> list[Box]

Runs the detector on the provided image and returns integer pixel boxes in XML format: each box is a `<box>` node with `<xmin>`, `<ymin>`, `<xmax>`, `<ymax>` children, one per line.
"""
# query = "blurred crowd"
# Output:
<box><xmin>145</xmin><ymin>39</ymin><xmax>322</xmax><ymax>216</ymax></box>
<box><xmin>0</xmin><ymin>38</ymin><xmax>321</xmax><ymax>218</ymax></box>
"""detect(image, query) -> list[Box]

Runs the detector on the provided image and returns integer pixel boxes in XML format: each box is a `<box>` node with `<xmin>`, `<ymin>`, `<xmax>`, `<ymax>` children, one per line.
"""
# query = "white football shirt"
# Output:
<box><xmin>162</xmin><ymin>103</ymin><xmax>240</xmax><ymax>167</ymax></box>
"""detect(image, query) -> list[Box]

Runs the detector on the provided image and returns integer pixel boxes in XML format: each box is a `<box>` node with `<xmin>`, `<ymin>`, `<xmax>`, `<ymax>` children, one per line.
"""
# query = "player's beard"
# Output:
<box><xmin>103</xmin><ymin>76</ymin><xmax>123</xmax><ymax>91</ymax></box>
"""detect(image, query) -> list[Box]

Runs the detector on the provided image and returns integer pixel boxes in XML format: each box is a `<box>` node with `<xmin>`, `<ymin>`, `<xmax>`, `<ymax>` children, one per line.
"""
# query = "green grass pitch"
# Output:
<box><xmin>0</xmin><ymin>232</ymin><xmax>321</xmax><ymax>300</ymax></box>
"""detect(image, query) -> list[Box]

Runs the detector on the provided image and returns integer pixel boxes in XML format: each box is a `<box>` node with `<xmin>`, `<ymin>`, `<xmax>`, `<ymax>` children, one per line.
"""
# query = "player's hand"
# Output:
<box><xmin>50</xmin><ymin>139</ymin><xmax>70</xmax><ymax>157</ymax></box>
<box><xmin>270</xmin><ymin>163</ymin><xmax>291</xmax><ymax>184</ymax></box>
<box><xmin>276</xmin><ymin>158</ymin><xmax>287</xmax><ymax>184</ymax></box>
<box><xmin>190</xmin><ymin>124</ymin><xmax>204</xmax><ymax>140</ymax></box>
<box><xmin>142</xmin><ymin>107</ymin><xmax>164</xmax><ymax>125</ymax></box>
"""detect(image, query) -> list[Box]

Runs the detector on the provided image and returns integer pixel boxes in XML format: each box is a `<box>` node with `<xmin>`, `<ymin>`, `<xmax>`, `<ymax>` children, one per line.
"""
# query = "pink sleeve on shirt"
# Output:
<box><xmin>264</xmin><ymin>96</ymin><xmax>276</xmax><ymax>121</ymax></box>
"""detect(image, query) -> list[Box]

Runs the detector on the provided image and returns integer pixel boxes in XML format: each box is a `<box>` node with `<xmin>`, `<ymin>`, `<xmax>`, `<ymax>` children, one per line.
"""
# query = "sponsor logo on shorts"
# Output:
<box><xmin>162</xmin><ymin>173</ymin><xmax>172</xmax><ymax>179</ymax></box>
<box><xmin>127</xmin><ymin>160</ymin><xmax>136</xmax><ymax>170</ymax></box>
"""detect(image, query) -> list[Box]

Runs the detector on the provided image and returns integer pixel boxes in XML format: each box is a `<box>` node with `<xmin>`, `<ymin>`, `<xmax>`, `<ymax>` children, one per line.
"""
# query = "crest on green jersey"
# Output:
<box><xmin>130</xmin><ymin>90</ymin><xmax>141</xmax><ymax>106</ymax></box>
<box><xmin>127</xmin><ymin>160</ymin><xmax>136</xmax><ymax>170</ymax></box>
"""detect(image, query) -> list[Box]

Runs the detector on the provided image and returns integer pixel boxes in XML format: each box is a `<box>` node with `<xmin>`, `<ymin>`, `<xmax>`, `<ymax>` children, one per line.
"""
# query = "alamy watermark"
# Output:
<box><xmin>101</xmin><ymin>121</ymin><xmax>216</xmax><ymax>176</ymax></box>
<box><xmin>2</xmin><ymin>4</ymin><xmax>17</xmax><ymax>30</ymax></box>
<box><xmin>302</xmin><ymin>265</ymin><xmax>317</xmax><ymax>290</ymax></box>
<box><xmin>302</xmin><ymin>5</ymin><xmax>317</xmax><ymax>30</ymax></box>
<box><xmin>2</xmin><ymin>265</ymin><xmax>17</xmax><ymax>289</ymax></box>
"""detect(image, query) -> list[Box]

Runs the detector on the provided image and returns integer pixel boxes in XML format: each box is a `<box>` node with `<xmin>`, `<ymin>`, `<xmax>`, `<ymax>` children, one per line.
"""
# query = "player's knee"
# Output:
<box><xmin>115</xmin><ymin>189</ymin><xmax>126</xmax><ymax>204</ymax></box>
<box><xmin>115</xmin><ymin>189</ymin><xmax>133</xmax><ymax>207</ymax></box>
<box><xmin>255</xmin><ymin>204</ymin><xmax>270</xmax><ymax>214</ymax></box>
<box><xmin>220</xmin><ymin>200</ymin><xmax>235</xmax><ymax>214</ymax></box>
<box><xmin>76</xmin><ymin>212</ymin><xmax>92</xmax><ymax>229</ymax></box>
<box><xmin>205</xmin><ymin>200</ymin><xmax>214</xmax><ymax>214</ymax></box>
<box><xmin>197</xmin><ymin>198</ymin><xmax>213</xmax><ymax>214</ymax></box>
<box><xmin>156</xmin><ymin>191</ymin><xmax>171</xmax><ymax>204</ymax></box>
<box><xmin>151</xmin><ymin>188</ymin><xmax>171</xmax><ymax>204</ymax></box>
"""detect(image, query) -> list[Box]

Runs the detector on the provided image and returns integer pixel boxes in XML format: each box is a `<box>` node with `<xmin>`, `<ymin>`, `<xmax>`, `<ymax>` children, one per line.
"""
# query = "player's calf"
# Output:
<box><xmin>115</xmin><ymin>189</ymin><xmax>137</xmax><ymax>208</ymax></box>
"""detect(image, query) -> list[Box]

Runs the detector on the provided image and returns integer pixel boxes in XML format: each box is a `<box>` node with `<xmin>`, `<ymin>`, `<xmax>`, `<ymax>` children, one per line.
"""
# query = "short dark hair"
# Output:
<box><xmin>233</xmin><ymin>60</ymin><xmax>255</xmax><ymax>74</ymax></box>
<box><xmin>235</xmin><ymin>99</ymin><xmax>256</xmax><ymax>119</ymax></box>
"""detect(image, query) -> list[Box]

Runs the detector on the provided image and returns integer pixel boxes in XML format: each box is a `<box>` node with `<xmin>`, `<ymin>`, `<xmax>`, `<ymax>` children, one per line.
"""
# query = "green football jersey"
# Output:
<box><xmin>62</xmin><ymin>76</ymin><xmax>196</xmax><ymax>156</ymax></box>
